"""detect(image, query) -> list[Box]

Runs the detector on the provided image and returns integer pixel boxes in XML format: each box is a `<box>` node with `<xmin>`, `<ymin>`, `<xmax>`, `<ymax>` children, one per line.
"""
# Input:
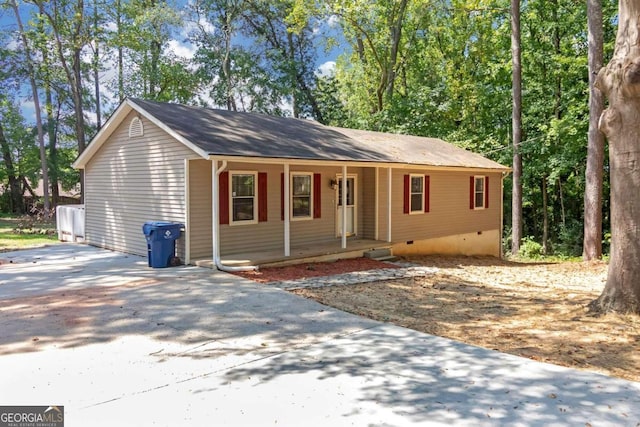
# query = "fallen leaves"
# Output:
<box><xmin>294</xmin><ymin>256</ymin><xmax>640</xmax><ymax>382</ymax></box>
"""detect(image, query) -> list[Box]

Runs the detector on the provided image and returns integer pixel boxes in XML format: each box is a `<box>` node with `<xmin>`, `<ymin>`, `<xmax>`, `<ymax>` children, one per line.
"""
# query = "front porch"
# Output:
<box><xmin>194</xmin><ymin>238</ymin><xmax>392</xmax><ymax>269</ymax></box>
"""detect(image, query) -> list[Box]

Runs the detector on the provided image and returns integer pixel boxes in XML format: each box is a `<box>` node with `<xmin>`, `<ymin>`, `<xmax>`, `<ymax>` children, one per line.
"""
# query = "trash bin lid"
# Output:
<box><xmin>143</xmin><ymin>221</ymin><xmax>184</xmax><ymax>236</ymax></box>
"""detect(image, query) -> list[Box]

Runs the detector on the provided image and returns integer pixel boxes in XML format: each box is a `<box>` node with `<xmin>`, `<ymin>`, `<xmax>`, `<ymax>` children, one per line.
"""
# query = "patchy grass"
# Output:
<box><xmin>0</xmin><ymin>215</ymin><xmax>58</xmax><ymax>252</ymax></box>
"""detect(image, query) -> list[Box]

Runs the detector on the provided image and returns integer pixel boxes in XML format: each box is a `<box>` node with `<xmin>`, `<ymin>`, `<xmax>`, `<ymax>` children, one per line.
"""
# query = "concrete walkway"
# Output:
<box><xmin>0</xmin><ymin>244</ymin><xmax>638</xmax><ymax>426</ymax></box>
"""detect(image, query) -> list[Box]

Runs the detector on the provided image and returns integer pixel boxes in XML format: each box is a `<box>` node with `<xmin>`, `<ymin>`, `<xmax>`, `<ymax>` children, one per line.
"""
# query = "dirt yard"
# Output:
<box><xmin>239</xmin><ymin>256</ymin><xmax>640</xmax><ymax>383</ymax></box>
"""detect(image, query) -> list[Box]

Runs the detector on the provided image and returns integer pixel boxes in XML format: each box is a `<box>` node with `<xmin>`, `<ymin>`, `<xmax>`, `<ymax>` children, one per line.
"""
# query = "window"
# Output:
<box><xmin>410</xmin><ymin>175</ymin><xmax>424</xmax><ymax>213</ymax></box>
<box><xmin>403</xmin><ymin>174</ymin><xmax>430</xmax><ymax>214</ymax></box>
<box><xmin>231</xmin><ymin>172</ymin><xmax>257</xmax><ymax>223</ymax></box>
<box><xmin>471</xmin><ymin>176</ymin><xmax>489</xmax><ymax>210</ymax></box>
<box><xmin>291</xmin><ymin>173</ymin><xmax>312</xmax><ymax>219</ymax></box>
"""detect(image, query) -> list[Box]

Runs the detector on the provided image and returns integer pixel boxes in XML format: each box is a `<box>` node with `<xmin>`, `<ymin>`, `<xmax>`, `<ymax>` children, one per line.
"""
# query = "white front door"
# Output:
<box><xmin>337</xmin><ymin>176</ymin><xmax>356</xmax><ymax>237</ymax></box>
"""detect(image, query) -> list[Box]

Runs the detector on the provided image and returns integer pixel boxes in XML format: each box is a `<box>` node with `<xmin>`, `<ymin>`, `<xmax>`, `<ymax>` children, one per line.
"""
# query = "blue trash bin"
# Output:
<box><xmin>142</xmin><ymin>221</ymin><xmax>183</xmax><ymax>268</ymax></box>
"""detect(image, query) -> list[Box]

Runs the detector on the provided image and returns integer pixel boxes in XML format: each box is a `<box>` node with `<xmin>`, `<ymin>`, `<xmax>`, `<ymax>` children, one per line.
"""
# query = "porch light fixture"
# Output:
<box><xmin>330</xmin><ymin>179</ymin><xmax>338</xmax><ymax>190</ymax></box>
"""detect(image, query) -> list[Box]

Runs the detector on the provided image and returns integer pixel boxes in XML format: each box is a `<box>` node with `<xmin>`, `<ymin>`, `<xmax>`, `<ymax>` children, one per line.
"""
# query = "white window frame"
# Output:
<box><xmin>474</xmin><ymin>176</ymin><xmax>486</xmax><ymax>210</ymax></box>
<box><xmin>409</xmin><ymin>174</ymin><xmax>425</xmax><ymax>214</ymax></box>
<box><xmin>230</xmin><ymin>171</ymin><xmax>258</xmax><ymax>225</ymax></box>
<box><xmin>290</xmin><ymin>172</ymin><xmax>313</xmax><ymax>221</ymax></box>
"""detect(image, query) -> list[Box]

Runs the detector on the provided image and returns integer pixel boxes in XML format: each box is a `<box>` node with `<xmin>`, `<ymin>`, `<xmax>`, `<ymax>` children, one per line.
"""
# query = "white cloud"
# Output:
<box><xmin>168</xmin><ymin>38</ymin><xmax>196</xmax><ymax>60</ymax></box>
<box><xmin>327</xmin><ymin>15</ymin><xmax>340</xmax><ymax>28</ymax></box>
<box><xmin>316</xmin><ymin>60</ymin><xmax>336</xmax><ymax>77</ymax></box>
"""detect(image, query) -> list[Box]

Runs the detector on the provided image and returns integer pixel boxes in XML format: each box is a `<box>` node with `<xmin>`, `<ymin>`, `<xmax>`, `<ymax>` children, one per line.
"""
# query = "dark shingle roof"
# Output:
<box><xmin>131</xmin><ymin>98</ymin><xmax>508</xmax><ymax>170</ymax></box>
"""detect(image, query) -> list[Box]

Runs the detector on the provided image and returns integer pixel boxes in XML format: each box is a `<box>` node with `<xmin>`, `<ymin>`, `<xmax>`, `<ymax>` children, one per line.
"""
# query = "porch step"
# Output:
<box><xmin>363</xmin><ymin>248</ymin><xmax>397</xmax><ymax>262</ymax></box>
<box><xmin>372</xmin><ymin>255</ymin><xmax>399</xmax><ymax>262</ymax></box>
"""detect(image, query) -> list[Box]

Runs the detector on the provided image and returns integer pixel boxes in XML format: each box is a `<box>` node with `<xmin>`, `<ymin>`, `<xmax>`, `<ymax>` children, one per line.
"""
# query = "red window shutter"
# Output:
<box><xmin>313</xmin><ymin>173</ymin><xmax>322</xmax><ymax>218</ymax></box>
<box><xmin>219</xmin><ymin>171</ymin><xmax>229</xmax><ymax>225</ymax></box>
<box><xmin>280</xmin><ymin>173</ymin><xmax>284</xmax><ymax>221</ymax></box>
<box><xmin>403</xmin><ymin>174</ymin><xmax>410</xmax><ymax>214</ymax></box>
<box><xmin>258</xmin><ymin>172</ymin><xmax>268</xmax><ymax>222</ymax></box>
<box><xmin>484</xmin><ymin>176</ymin><xmax>489</xmax><ymax>209</ymax></box>
<box><xmin>424</xmin><ymin>175</ymin><xmax>430</xmax><ymax>213</ymax></box>
<box><xmin>469</xmin><ymin>176</ymin><xmax>475</xmax><ymax>209</ymax></box>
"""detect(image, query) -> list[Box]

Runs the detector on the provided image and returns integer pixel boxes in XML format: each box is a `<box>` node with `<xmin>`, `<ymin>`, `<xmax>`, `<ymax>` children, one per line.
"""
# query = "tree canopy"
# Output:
<box><xmin>0</xmin><ymin>0</ymin><xmax>618</xmax><ymax>259</ymax></box>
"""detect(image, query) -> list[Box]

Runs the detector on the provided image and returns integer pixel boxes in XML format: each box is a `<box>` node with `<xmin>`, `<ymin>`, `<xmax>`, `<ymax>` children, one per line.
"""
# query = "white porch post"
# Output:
<box><xmin>387</xmin><ymin>167</ymin><xmax>392</xmax><ymax>242</ymax></box>
<box><xmin>342</xmin><ymin>165</ymin><xmax>347</xmax><ymax>249</ymax></box>
<box><xmin>211</xmin><ymin>159</ymin><xmax>219</xmax><ymax>266</ymax></box>
<box><xmin>284</xmin><ymin>163</ymin><xmax>290</xmax><ymax>257</ymax></box>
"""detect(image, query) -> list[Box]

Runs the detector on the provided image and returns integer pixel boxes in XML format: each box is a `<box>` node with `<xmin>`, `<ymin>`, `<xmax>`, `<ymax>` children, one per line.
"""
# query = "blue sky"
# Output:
<box><xmin>1</xmin><ymin>1</ymin><xmax>346</xmax><ymax>122</ymax></box>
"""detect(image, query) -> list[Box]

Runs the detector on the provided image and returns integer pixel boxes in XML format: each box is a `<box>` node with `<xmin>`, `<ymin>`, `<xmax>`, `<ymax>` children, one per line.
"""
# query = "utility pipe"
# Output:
<box><xmin>212</xmin><ymin>159</ymin><xmax>258</xmax><ymax>272</ymax></box>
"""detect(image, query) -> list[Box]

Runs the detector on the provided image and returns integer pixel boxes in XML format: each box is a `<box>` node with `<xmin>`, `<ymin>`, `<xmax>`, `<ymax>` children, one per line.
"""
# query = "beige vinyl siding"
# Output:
<box><xmin>389</xmin><ymin>169</ymin><xmax>502</xmax><ymax>242</ymax></box>
<box><xmin>188</xmin><ymin>159</ymin><xmax>213</xmax><ymax>259</ymax></box>
<box><xmin>219</xmin><ymin>162</ymin><xmax>284</xmax><ymax>255</ymax></box>
<box><xmin>289</xmin><ymin>166</ymin><xmax>343</xmax><ymax>246</ymax></box>
<box><xmin>216</xmin><ymin>163</ymin><xmax>371</xmax><ymax>255</ymax></box>
<box><xmin>185</xmin><ymin>159</ymin><xmax>503</xmax><ymax>259</ymax></box>
<box><xmin>84</xmin><ymin>111</ymin><xmax>200</xmax><ymax>257</ymax></box>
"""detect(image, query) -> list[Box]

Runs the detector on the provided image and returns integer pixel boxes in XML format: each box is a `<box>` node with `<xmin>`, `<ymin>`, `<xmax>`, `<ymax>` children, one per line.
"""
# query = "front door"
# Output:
<box><xmin>337</xmin><ymin>175</ymin><xmax>356</xmax><ymax>237</ymax></box>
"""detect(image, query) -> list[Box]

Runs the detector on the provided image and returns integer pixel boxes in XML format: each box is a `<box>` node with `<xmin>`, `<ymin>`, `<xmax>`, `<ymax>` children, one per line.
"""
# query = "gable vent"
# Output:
<box><xmin>128</xmin><ymin>117</ymin><xmax>144</xmax><ymax>138</ymax></box>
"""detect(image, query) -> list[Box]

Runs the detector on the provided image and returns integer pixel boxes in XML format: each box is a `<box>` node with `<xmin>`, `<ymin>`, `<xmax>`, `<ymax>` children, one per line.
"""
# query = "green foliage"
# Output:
<box><xmin>554</xmin><ymin>218</ymin><xmax>584</xmax><ymax>257</ymax></box>
<box><xmin>0</xmin><ymin>98</ymin><xmax>41</xmax><ymax>184</ymax></box>
<box><xmin>0</xmin><ymin>0</ymin><xmax>620</xmax><ymax>257</ymax></box>
<box><xmin>329</xmin><ymin>0</ymin><xmax>616</xmax><ymax>258</ymax></box>
<box><xmin>518</xmin><ymin>236</ymin><xmax>544</xmax><ymax>259</ymax></box>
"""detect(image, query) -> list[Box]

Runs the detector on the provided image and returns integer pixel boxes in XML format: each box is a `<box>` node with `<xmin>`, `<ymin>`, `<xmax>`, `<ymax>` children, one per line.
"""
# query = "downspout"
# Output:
<box><xmin>212</xmin><ymin>159</ymin><xmax>258</xmax><ymax>272</ymax></box>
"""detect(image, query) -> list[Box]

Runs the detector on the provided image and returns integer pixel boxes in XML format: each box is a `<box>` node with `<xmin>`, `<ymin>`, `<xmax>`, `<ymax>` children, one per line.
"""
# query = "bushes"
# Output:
<box><xmin>507</xmin><ymin>219</ymin><xmax>600</xmax><ymax>260</ymax></box>
<box><xmin>518</xmin><ymin>236</ymin><xmax>544</xmax><ymax>259</ymax></box>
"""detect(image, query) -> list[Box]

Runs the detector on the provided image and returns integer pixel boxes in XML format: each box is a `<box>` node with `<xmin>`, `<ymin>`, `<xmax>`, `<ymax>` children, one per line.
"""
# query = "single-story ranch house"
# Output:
<box><xmin>73</xmin><ymin>98</ymin><xmax>510</xmax><ymax>269</ymax></box>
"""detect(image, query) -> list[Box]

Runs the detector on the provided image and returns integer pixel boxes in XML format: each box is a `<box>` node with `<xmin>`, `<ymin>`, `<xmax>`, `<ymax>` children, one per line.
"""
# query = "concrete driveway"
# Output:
<box><xmin>0</xmin><ymin>244</ymin><xmax>639</xmax><ymax>426</ymax></box>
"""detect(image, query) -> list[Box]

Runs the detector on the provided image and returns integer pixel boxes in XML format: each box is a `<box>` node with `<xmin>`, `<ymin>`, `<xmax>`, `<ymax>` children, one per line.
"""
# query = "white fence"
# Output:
<box><xmin>56</xmin><ymin>204</ymin><xmax>85</xmax><ymax>242</ymax></box>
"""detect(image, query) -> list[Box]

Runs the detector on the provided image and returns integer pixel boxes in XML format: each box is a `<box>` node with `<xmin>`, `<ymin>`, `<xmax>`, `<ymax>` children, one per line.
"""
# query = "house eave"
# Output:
<box><xmin>206</xmin><ymin>154</ymin><xmax>511</xmax><ymax>173</ymax></box>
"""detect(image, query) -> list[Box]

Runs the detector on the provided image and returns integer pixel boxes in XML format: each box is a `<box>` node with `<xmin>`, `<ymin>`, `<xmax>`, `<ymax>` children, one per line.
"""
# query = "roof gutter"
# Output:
<box><xmin>212</xmin><ymin>159</ymin><xmax>259</xmax><ymax>272</ymax></box>
<box><xmin>207</xmin><ymin>154</ymin><xmax>510</xmax><ymax>174</ymax></box>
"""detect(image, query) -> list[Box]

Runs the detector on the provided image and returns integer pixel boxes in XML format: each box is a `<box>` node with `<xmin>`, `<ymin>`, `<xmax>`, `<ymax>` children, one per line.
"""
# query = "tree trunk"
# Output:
<box><xmin>12</xmin><ymin>0</ymin><xmax>50</xmax><ymax>214</ymax></box>
<box><xmin>511</xmin><ymin>0</ymin><xmax>523</xmax><ymax>255</ymax></box>
<box><xmin>287</xmin><ymin>31</ymin><xmax>299</xmax><ymax>118</ymax></box>
<box><xmin>220</xmin><ymin>9</ymin><xmax>237</xmax><ymax>112</ymax></box>
<box><xmin>43</xmin><ymin>49</ymin><xmax>60</xmax><ymax>207</ymax></box>
<box><xmin>72</xmin><ymin>47</ymin><xmax>87</xmax><ymax>202</ymax></box>
<box><xmin>542</xmin><ymin>176</ymin><xmax>549</xmax><ymax>255</ymax></box>
<box><xmin>117</xmin><ymin>0</ymin><xmax>124</xmax><ymax>102</ymax></box>
<box><xmin>385</xmin><ymin>0</ymin><xmax>408</xmax><ymax>103</ymax></box>
<box><xmin>93</xmin><ymin>0</ymin><xmax>101</xmax><ymax>129</ymax></box>
<box><xmin>0</xmin><ymin>123</ymin><xmax>24</xmax><ymax>214</ymax></box>
<box><xmin>37</xmin><ymin>0</ymin><xmax>87</xmax><ymax>202</ymax></box>
<box><xmin>583</xmin><ymin>0</ymin><xmax>605</xmax><ymax>260</ymax></box>
<box><xmin>557</xmin><ymin>178</ymin><xmax>566</xmax><ymax>226</ymax></box>
<box><xmin>590</xmin><ymin>0</ymin><xmax>640</xmax><ymax>314</ymax></box>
